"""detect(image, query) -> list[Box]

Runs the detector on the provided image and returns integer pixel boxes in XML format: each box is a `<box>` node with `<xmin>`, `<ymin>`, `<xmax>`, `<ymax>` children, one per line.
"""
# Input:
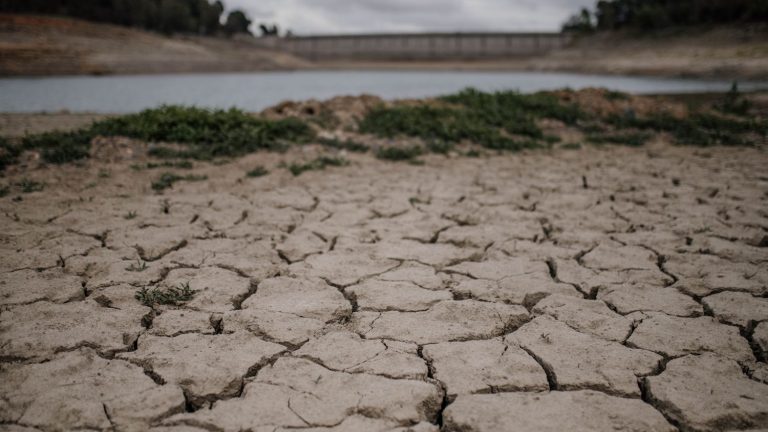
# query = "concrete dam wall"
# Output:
<box><xmin>255</xmin><ymin>33</ymin><xmax>574</xmax><ymax>61</ymax></box>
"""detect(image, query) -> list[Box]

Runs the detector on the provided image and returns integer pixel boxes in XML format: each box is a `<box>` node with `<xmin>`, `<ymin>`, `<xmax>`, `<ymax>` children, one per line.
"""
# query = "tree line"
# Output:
<box><xmin>0</xmin><ymin>0</ymin><xmax>256</xmax><ymax>36</ymax></box>
<box><xmin>564</xmin><ymin>0</ymin><xmax>768</xmax><ymax>32</ymax></box>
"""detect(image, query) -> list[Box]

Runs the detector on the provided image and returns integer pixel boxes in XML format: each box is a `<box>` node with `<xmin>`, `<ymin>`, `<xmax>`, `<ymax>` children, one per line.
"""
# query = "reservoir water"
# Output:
<box><xmin>1</xmin><ymin>70</ymin><xmax>765</xmax><ymax>113</ymax></box>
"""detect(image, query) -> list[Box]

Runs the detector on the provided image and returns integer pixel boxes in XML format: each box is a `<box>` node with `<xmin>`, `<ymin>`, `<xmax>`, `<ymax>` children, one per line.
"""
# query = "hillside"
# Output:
<box><xmin>0</xmin><ymin>14</ymin><xmax>310</xmax><ymax>76</ymax></box>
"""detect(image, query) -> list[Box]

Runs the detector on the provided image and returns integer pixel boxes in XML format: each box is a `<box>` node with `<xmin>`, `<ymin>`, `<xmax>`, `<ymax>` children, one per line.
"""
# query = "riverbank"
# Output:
<box><xmin>2</xmin><ymin>14</ymin><xmax>767</xmax><ymax>80</ymax></box>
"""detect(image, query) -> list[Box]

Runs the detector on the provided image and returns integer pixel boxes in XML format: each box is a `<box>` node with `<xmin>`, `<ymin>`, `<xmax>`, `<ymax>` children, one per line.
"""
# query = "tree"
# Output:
<box><xmin>562</xmin><ymin>8</ymin><xmax>594</xmax><ymax>33</ymax></box>
<box><xmin>224</xmin><ymin>9</ymin><xmax>252</xmax><ymax>35</ymax></box>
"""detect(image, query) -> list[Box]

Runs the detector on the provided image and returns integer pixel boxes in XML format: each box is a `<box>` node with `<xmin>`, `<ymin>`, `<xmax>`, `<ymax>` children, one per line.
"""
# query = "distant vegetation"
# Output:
<box><xmin>564</xmin><ymin>0</ymin><xmax>768</xmax><ymax>32</ymax></box>
<box><xmin>0</xmin><ymin>0</ymin><xmax>253</xmax><ymax>36</ymax></box>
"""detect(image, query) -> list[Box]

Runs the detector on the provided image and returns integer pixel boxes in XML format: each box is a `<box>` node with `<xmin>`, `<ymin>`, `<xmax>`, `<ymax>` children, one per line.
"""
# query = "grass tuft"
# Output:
<box><xmin>285</xmin><ymin>156</ymin><xmax>349</xmax><ymax>176</ymax></box>
<box><xmin>246</xmin><ymin>166</ymin><xmax>270</xmax><ymax>178</ymax></box>
<box><xmin>135</xmin><ymin>282</ymin><xmax>197</xmax><ymax>307</ymax></box>
<box><xmin>376</xmin><ymin>145</ymin><xmax>424</xmax><ymax>161</ymax></box>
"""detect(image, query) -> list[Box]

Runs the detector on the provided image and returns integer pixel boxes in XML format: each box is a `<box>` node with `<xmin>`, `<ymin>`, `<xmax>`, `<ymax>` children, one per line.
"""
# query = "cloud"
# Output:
<box><xmin>223</xmin><ymin>0</ymin><xmax>595</xmax><ymax>35</ymax></box>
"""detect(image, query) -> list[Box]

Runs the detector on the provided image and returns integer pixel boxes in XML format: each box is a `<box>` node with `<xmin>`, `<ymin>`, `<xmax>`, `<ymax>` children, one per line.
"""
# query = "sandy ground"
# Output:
<box><xmin>1</xmin><ymin>135</ymin><xmax>767</xmax><ymax>430</ymax></box>
<box><xmin>2</xmin><ymin>14</ymin><xmax>767</xmax><ymax>80</ymax></box>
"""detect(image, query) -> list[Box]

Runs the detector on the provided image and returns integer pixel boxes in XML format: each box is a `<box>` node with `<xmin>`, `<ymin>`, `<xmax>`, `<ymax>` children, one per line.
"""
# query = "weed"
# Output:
<box><xmin>135</xmin><ymin>282</ymin><xmax>197</xmax><ymax>307</ymax></box>
<box><xmin>126</xmin><ymin>258</ymin><xmax>148</xmax><ymax>272</ymax></box>
<box><xmin>317</xmin><ymin>137</ymin><xmax>369</xmax><ymax>153</ymax></box>
<box><xmin>0</xmin><ymin>136</ymin><xmax>21</xmax><ymax>171</ymax></box>
<box><xmin>15</xmin><ymin>106</ymin><xmax>314</xmax><ymax>167</ymax></box>
<box><xmin>151</xmin><ymin>172</ymin><xmax>207</xmax><ymax>191</ymax></box>
<box><xmin>246</xmin><ymin>166</ymin><xmax>269</xmax><ymax>178</ymax></box>
<box><xmin>376</xmin><ymin>146</ymin><xmax>424</xmax><ymax>161</ymax></box>
<box><xmin>15</xmin><ymin>179</ymin><xmax>44</xmax><ymax>193</ymax></box>
<box><xmin>124</xmin><ymin>211</ymin><xmax>137</xmax><ymax>220</ymax></box>
<box><xmin>286</xmin><ymin>156</ymin><xmax>349</xmax><ymax>176</ymax></box>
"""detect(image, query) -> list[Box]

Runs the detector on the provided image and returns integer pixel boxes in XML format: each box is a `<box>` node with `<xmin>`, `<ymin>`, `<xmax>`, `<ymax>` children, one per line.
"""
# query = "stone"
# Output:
<box><xmin>348</xmin><ymin>279</ymin><xmax>451</xmax><ymax>311</ymax></box>
<box><xmin>702</xmin><ymin>291</ymin><xmax>768</xmax><ymax>328</ymax></box>
<box><xmin>242</xmin><ymin>277</ymin><xmax>351</xmax><ymax>322</ymax></box>
<box><xmin>645</xmin><ymin>353</ymin><xmax>768</xmax><ymax>432</ymax></box>
<box><xmin>627</xmin><ymin>313</ymin><xmax>754</xmax><ymax>363</ymax></box>
<box><xmin>443</xmin><ymin>391</ymin><xmax>675</xmax><ymax>432</ymax></box>
<box><xmin>532</xmin><ymin>294</ymin><xmax>633</xmax><ymax>341</ymax></box>
<box><xmin>165</xmin><ymin>357</ymin><xmax>442</xmax><ymax>430</ymax></box>
<box><xmin>422</xmin><ymin>338</ymin><xmax>547</xmax><ymax>397</ymax></box>
<box><xmin>0</xmin><ymin>268</ymin><xmax>83</xmax><ymax>306</ymax></box>
<box><xmin>223</xmin><ymin>308</ymin><xmax>325</xmax><ymax>348</ymax></box>
<box><xmin>294</xmin><ymin>331</ymin><xmax>427</xmax><ymax>379</ymax></box>
<box><xmin>597</xmin><ymin>284</ymin><xmax>703</xmax><ymax>317</ymax></box>
<box><xmin>119</xmin><ymin>332</ymin><xmax>285</xmax><ymax>406</ymax></box>
<box><xmin>0</xmin><ymin>300</ymin><xmax>147</xmax><ymax>360</ymax></box>
<box><xmin>354</xmin><ymin>300</ymin><xmax>529</xmax><ymax>344</ymax></box>
<box><xmin>505</xmin><ymin>316</ymin><xmax>661</xmax><ymax>397</ymax></box>
<box><xmin>0</xmin><ymin>348</ymin><xmax>184</xmax><ymax>432</ymax></box>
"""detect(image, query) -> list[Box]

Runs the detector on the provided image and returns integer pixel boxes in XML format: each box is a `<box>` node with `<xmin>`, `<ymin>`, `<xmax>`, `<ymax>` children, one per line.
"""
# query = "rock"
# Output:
<box><xmin>242</xmin><ymin>277</ymin><xmax>351</xmax><ymax>323</ymax></box>
<box><xmin>223</xmin><ymin>308</ymin><xmax>325</xmax><ymax>348</ymax></box>
<box><xmin>532</xmin><ymin>294</ymin><xmax>633</xmax><ymax>341</ymax></box>
<box><xmin>119</xmin><ymin>332</ymin><xmax>285</xmax><ymax>406</ymax></box>
<box><xmin>162</xmin><ymin>267</ymin><xmax>253</xmax><ymax>313</ymax></box>
<box><xmin>505</xmin><ymin>316</ymin><xmax>661</xmax><ymax>397</ymax></box>
<box><xmin>354</xmin><ymin>300</ymin><xmax>529</xmax><ymax>344</ymax></box>
<box><xmin>300</xmin><ymin>249</ymin><xmax>399</xmax><ymax>286</ymax></box>
<box><xmin>627</xmin><ymin>313</ymin><xmax>754</xmax><ymax>363</ymax></box>
<box><xmin>597</xmin><ymin>284</ymin><xmax>702</xmax><ymax>317</ymax></box>
<box><xmin>702</xmin><ymin>291</ymin><xmax>768</xmax><ymax>328</ymax></box>
<box><xmin>443</xmin><ymin>390</ymin><xmax>675</xmax><ymax>432</ymax></box>
<box><xmin>294</xmin><ymin>331</ymin><xmax>427</xmax><ymax>379</ymax></box>
<box><xmin>0</xmin><ymin>268</ymin><xmax>83</xmax><ymax>307</ymax></box>
<box><xmin>453</xmin><ymin>275</ymin><xmax>580</xmax><ymax>307</ymax></box>
<box><xmin>165</xmin><ymin>357</ymin><xmax>442</xmax><ymax>430</ymax></box>
<box><xmin>0</xmin><ymin>348</ymin><xmax>184</xmax><ymax>432</ymax></box>
<box><xmin>0</xmin><ymin>300</ymin><xmax>147</xmax><ymax>360</ymax></box>
<box><xmin>149</xmin><ymin>309</ymin><xmax>216</xmax><ymax>336</ymax></box>
<box><xmin>348</xmin><ymin>279</ymin><xmax>451</xmax><ymax>311</ymax></box>
<box><xmin>645</xmin><ymin>353</ymin><xmax>768</xmax><ymax>432</ymax></box>
<box><xmin>422</xmin><ymin>338</ymin><xmax>547</xmax><ymax>397</ymax></box>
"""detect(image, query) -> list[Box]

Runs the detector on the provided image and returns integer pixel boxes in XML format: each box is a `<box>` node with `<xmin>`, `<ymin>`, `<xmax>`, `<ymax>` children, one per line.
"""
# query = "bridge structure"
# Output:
<box><xmin>254</xmin><ymin>32</ymin><xmax>574</xmax><ymax>61</ymax></box>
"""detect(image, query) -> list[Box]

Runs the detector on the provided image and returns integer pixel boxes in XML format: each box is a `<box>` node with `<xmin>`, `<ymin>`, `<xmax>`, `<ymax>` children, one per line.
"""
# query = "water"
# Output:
<box><xmin>1</xmin><ymin>70</ymin><xmax>765</xmax><ymax>113</ymax></box>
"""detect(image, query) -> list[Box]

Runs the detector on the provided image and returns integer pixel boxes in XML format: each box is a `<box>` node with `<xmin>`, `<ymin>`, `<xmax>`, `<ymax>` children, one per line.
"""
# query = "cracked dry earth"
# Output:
<box><xmin>1</xmin><ymin>142</ymin><xmax>768</xmax><ymax>432</ymax></box>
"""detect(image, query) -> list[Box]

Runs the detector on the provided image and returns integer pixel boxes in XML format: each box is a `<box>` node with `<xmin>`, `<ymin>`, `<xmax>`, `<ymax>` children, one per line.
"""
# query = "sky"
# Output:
<box><xmin>224</xmin><ymin>0</ymin><xmax>596</xmax><ymax>35</ymax></box>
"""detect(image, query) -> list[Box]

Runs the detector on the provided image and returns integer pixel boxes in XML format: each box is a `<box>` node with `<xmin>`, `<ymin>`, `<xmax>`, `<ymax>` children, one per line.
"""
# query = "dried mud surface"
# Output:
<box><xmin>1</xmin><ymin>140</ymin><xmax>767</xmax><ymax>432</ymax></box>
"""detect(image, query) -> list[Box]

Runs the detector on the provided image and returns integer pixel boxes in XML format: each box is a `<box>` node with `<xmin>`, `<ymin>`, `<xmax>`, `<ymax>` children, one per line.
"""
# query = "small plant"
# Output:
<box><xmin>124</xmin><ymin>211</ymin><xmax>137</xmax><ymax>220</ymax></box>
<box><xmin>151</xmin><ymin>172</ymin><xmax>207</xmax><ymax>191</ymax></box>
<box><xmin>246</xmin><ymin>166</ymin><xmax>269</xmax><ymax>178</ymax></box>
<box><xmin>135</xmin><ymin>282</ymin><xmax>197</xmax><ymax>307</ymax></box>
<box><xmin>15</xmin><ymin>178</ymin><xmax>44</xmax><ymax>193</ymax></box>
<box><xmin>376</xmin><ymin>145</ymin><xmax>424</xmax><ymax>161</ymax></box>
<box><xmin>286</xmin><ymin>156</ymin><xmax>349</xmax><ymax>176</ymax></box>
<box><xmin>126</xmin><ymin>258</ymin><xmax>148</xmax><ymax>272</ymax></box>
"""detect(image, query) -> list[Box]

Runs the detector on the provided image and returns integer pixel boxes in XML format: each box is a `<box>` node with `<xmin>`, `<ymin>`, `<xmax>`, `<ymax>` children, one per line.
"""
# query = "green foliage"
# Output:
<box><xmin>246</xmin><ymin>166</ymin><xmax>269</xmax><ymax>177</ymax></box>
<box><xmin>126</xmin><ymin>258</ymin><xmax>148</xmax><ymax>272</ymax></box>
<box><xmin>0</xmin><ymin>136</ymin><xmax>21</xmax><ymax>171</ymax></box>
<box><xmin>151</xmin><ymin>172</ymin><xmax>207</xmax><ymax>191</ymax></box>
<box><xmin>135</xmin><ymin>282</ymin><xmax>197</xmax><ymax>307</ymax></box>
<box><xmin>124</xmin><ymin>211</ymin><xmax>138</xmax><ymax>220</ymax></box>
<box><xmin>317</xmin><ymin>137</ymin><xmax>369</xmax><ymax>153</ymax></box>
<box><xmin>376</xmin><ymin>146</ymin><xmax>424</xmax><ymax>161</ymax></box>
<box><xmin>285</xmin><ymin>156</ymin><xmax>348</xmax><ymax>176</ymax></box>
<box><xmin>15</xmin><ymin>106</ymin><xmax>314</xmax><ymax>168</ymax></box>
<box><xmin>0</xmin><ymin>0</ymin><xmax>250</xmax><ymax>36</ymax></box>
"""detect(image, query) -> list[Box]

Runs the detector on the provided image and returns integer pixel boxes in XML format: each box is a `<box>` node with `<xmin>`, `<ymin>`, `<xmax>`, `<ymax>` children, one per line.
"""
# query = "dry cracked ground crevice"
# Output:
<box><xmin>1</xmin><ymin>144</ymin><xmax>768</xmax><ymax>431</ymax></box>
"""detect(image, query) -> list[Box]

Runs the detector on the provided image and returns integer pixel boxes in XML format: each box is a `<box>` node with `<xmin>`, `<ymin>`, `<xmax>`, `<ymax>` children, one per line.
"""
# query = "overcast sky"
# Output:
<box><xmin>224</xmin><ymin>0</ymin><xmax>595</xmax><ymax>35</ymax></box>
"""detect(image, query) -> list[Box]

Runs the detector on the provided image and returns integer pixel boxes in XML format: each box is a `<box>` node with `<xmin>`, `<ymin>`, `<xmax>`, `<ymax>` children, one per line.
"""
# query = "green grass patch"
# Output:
<box><xmin>246</xmin><ymin>166</ymin><xmax>269</xmax><ymax>178</ymax></box>
<box><xmin>0</xmin><ymin>136</ymin><xmax>22</xmax><ymax>171</ymax></box>
<box><xmin>285</xmin><ymin>156</ymin><xmax>349</xmax><ymax>176</ymax></box>
<box><xmin>17</xmin><ymin>106</ymin><xmax>314</xmax><ymax>166</ymax></box>
<box><xmin>376</xmin><ymin>145</ymin><xmax>424</xmax><ymax>161</ymax></box>
<box><xmin>135</xmin><ymin>282</ymin><xmax>196</xmax><ymax>307</ymax></box>
<box><xmin>151</xmin><ymin>172</ymin><xmax>208</xmax><ymax>192</ymax></box>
